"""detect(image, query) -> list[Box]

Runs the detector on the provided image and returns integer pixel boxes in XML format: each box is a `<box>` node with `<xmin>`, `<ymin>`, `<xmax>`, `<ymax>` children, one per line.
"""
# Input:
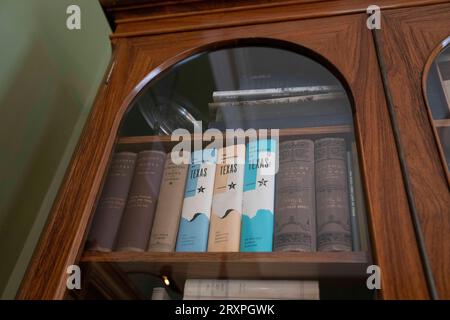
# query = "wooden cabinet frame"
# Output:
<box><xmin>18</xmin><ymin>0</ymin><xmax>447</xmax><ymax>300</ymax></box>
<box><xmin>377</xmin><ymin>3</ymin><xmax>450</xmax><ymax>298</ymax></box>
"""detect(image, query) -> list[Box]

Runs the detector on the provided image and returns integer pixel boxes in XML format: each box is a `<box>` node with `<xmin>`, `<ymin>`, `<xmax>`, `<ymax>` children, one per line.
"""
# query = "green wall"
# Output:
<box><xmin>0</xmin><ymin>0</ymin><xmax>111</xmax><ymax>298</ymax></box>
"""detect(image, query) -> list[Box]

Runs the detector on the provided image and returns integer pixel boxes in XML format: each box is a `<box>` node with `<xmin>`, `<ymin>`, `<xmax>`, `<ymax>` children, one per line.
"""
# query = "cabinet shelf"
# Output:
<box><xmin>116</xmin><ymin>125</ymin><xmax>353</xmax><ymax>152</ymax></box>
<box><xmin>81</xmin><ymin>251</ymin><xmax>369</xmax><ymax>281</ymax></box>
<box><xmin>434</xmin><ymin>119</ymin><xmax>450</xmax><ymax>127</ymax></box>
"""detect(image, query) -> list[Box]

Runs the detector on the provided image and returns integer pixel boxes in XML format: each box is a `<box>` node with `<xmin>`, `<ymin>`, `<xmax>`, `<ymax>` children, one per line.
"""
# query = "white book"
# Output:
<box><xmin>209</xmin><ymin>92</ymin><xmax>346</xmax><ymax>109</ymax></box>
<box><xmin>212</xmin><ymin>85</ymin><xmax>341</xmax><ymax>102</ymax></box>
<box><xmin>183</xmin><ymin>279</ymin><xmax>319</xmax><ymax>300</ymax></box>
<box><xmin>175</xmin><ymin>149</ymin><xmax>217</xmax><ymax>252</ymax></box>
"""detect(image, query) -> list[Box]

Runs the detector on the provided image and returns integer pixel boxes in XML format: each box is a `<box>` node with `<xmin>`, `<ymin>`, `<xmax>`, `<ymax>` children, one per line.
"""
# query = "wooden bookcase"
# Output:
<box><xmin>17</xmin><ymin>0</ymin><xmax>450</xmax><ymax>300</ymax></box>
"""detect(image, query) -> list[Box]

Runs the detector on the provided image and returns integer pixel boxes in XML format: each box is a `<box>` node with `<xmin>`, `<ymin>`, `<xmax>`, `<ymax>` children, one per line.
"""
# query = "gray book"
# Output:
<box><xmin>87</xmin><ymin>152</ymin><xmax>137</xmax><ymax>252</ymax></box>
<box><xmin>274</xmin><ymin>140</ymin><xmax>316</xmax><ymax>252</ymax></box>
<box><xmin>115</xmin><ymin>150</ymin><xmax>166</xmax><ymax>251</ymax></box>
<box><xmin>315</xmin><ymin>138</ymin><xmax>352</xmax><ymax>251</ymax></box>
<box><xmin>148</xmin><ymin>153</ymin><xmax>189</xmax><ymax>252</ymax></box>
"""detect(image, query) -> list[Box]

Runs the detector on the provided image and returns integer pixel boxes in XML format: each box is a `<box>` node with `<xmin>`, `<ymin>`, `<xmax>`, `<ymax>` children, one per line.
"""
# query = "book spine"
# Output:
<box><xmin>347</xmin><ymin>150</ymin><xmax>360</xmax><ymax>251</ymax></box>
<box><xmin>176</xmin><ymin>149</ymin><xmax>217</xmax><ymax>252</ymax></box>
<box><xmin>87</xmin><ymin>152</ymin><xmax>137</xmax><ymax>252</ymax></box>
<box><xmin>148</xmin><ymin>154</ymin><xmax>189</xmax><ymax>252</ymax></box>
<box><xmin>315</xmin><ymin>138</ymin><xmax>352</xmax><ymax>251</ymax></box>
<box><xmin>183</xmin><ymin>279</ymin><xmax>319</xmax><ymax>300</ymax></box>
<box><xmin>240</xmin><ymin>139</ymin><xmax>277</xmax><ymax>252</ymax></box>
<box><xmin>209</xmin><ymin>92</ymin><xmax>346</xmax><ymax>109</ymax></box>
<box><xmin>274</xmin><ymin>140</ymin><xmax>315</xmax><ymax>252</ymax></box>
<box><xmin>352</xmin><ymin>143</ymin><xmax>369</xmax><ymax>252</ymax></box>
<box><xmin>212</xmin><ymin>85</ymin><xmax>341</xmax><ymax>102</ymax></box>
<box><xmin>115</xmin><ymin>150</ymin><xmax>166</xmax><ymax>251</ymax></box>
<box><xmin>208</xmin><ymin>145</ymin><xmax>245</xmax><ymax>252</ymax></box>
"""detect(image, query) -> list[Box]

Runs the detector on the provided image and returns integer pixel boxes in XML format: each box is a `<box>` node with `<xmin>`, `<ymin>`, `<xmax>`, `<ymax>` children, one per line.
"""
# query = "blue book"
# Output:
<box><xmin>175</xmin><ymin>149</ymin><xmax>217</xmax><ymax>252</ymax></box>
<box><xmin>240</xmin><ymin>139</ymin><xmax>277</xmax><ymax>252</ymax></box>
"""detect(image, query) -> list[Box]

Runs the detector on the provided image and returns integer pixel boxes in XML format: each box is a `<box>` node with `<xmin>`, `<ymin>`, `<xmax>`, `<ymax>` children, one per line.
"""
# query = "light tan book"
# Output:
<box><xmin>148</xmin><ymin>153</ymin><xmax>189</xmax><ymax>252</ymax></box>
<box><xmin>207</xmin><ymin>145</ymin><xmax>245</xmax><ymax>252</ymax></box>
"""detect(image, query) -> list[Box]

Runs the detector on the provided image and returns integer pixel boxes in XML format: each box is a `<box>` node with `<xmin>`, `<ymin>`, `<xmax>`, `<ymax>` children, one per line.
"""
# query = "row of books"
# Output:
<box><xmin>151</xmin><ymin>279</ymin><xmax>320</xmax><ymax>300</ymax></box>
<box><xmin>87</xmin><ymin>136</ymin><xmax>367</xmax><ymax>253</ymax></box>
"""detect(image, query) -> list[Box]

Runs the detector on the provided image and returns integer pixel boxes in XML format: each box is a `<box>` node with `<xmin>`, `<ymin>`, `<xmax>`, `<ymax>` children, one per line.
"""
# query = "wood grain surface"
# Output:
<box><xmin>378</xmin><ymin>3</ymin><xmax>450</xmax><ymax>299</ymax></box>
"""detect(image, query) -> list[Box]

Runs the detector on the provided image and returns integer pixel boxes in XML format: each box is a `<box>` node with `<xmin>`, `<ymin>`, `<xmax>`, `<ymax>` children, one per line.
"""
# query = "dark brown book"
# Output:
<box><xmin>315</xmin><ymin>138</ymin><xmax>352</xmax><ymax>251</ymax></box>
<box><xmin>86</xmin><ymin>152</ymin><xmax>137</xmax><ymax>252</ymax></box>
<box><xmin>274</xmin><ymin>139</ymin><xmax>316</xmax><ymax>252</ymax></box>
<box><xmin>115</xmin><ymin>150</ymin><xmax>166</xmax><ymax>251</ymax></box>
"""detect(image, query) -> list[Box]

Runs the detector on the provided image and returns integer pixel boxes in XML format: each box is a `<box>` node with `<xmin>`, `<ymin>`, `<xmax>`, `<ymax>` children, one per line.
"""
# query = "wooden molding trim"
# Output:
<box><xmin>114</xmin><ymin>0</ymin><xmax>327</xmax><ymax>24</ymax></box>
<box><xmin>111</xmin><ymin>0</ymin><xmax>449</xmax><ymax>38</ymax></box>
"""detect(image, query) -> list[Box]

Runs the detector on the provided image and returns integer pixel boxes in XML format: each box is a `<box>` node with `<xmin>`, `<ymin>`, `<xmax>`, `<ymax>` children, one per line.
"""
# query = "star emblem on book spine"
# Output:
<box><xmin>258</xmin><ymin>178</ymin><xmax>268</xmax><ymax>187</ymax></box>
<box><xmin>228</xmin><ymin>182</ymin><xmax>237</xmax><ymax>190</ymax></box>
<box><xmin>197</xmin><ymin>186</ymin><xmax>205</xmax><ymax>193</ymax></box>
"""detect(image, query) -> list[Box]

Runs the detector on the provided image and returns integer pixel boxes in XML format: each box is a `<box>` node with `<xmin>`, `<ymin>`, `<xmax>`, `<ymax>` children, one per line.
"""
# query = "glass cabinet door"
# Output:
<box><xmin>83</xmin><ymin>44</ymin><xmax>372</xmax><ymax>300</ymax></box>
<box><xmin>424</xmin><ymin>37</ymin><xmax>450</xmax><ymax>182</ymax></box>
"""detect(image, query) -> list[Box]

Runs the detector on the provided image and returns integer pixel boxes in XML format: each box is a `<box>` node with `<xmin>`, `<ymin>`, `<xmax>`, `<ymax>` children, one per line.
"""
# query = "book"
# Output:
<box><xmin>87</xmin><ymin>152</ymin><xmax>137</xmax><ymax>252</ymax></box>
<box><xmin>208</xmin><ymin>144</ymin><xmax>245</xmax><ymax>252</ymax></box>
<box><xmin>347</xmin><ymin>150</ymin><xmax>360</xmax><ymax>251</ymax></box>
<box><xmin>115</xmin><ymin>150</ymin><xmax>166</xmax><ymax>251</ymax></box>
<box><xmin>211</xmin><ymin>94</ymin><xmax>348</xmax><ymax>123</ymax></box>
<box><xmin>183</xmin><ymin>279</ymin><xmax>319</xmax><ymax>300</ymax></box>
<box><xmin>209</xmin><ymin>94</ymin><xmax>352</xmax><ymax>131</ymax></box>
<box><xmin>315</xmin><ymin>138</ymin><xmax>352</xmax><ymax>251</ymax></box>
<box><xmin>175</xmin><ymin>149</ymin><xmax>217</xmax><ymax>252</ymax></box>
<box><xmin>274</xmin><ymin>139</ymin><xmax>316</xmax><ymax>252</ymax></box>
<box><xmin>148</xmin><ymin>153</ymin><xmax>190</xmax><ymax>252</ymax></box>
<box><xmin>351</xmin><ymin>142</ymin><xmax>369</xmax><ymax>252</ymax></box>
<box><xmin>212</xmin><ymin>85</ymin><xmax>341</xmax><ymax>102</ymax></box>
<box><xmin>240</xmin><ymin>139</ymin><xmax>277</xmax><ymax>252</ymax></box>
<box><xmin>209</xmin><ymin>92</ymin><xmax>346</xmax><ymax>109</ymax></box>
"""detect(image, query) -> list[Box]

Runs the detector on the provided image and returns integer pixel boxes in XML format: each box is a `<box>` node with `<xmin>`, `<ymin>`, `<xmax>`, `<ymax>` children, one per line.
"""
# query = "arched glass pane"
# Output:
<box><xmin>425</xmin><ymin>40</ymin><xmax>450</xmax><ymax>176</ymax></box>
<box><xmin>86</xmin><ymin>44</ymin><xmax>371</xmax><ymax>300</ymax></box>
